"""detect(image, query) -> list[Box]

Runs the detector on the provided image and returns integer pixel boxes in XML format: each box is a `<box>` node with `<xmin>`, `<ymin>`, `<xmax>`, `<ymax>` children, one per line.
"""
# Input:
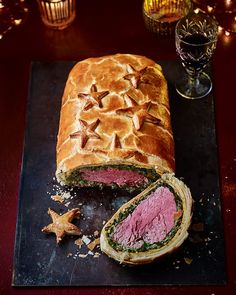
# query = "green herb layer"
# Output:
<box><xmin>65</xmin><ymin>164</ymin><xmax>160</xmax><ymax>192</ymax></box>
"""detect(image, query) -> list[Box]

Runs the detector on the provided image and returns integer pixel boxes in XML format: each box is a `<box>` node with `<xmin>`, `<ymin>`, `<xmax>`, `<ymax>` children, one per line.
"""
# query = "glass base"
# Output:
<box><xmin>175</xmin><ymin>72</ymin><xmax>212</xmax><ymax>99</ymax></box>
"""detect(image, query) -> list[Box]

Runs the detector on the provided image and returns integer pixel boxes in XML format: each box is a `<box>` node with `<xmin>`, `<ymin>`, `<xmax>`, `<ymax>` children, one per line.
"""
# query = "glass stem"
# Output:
<box><xmin>187</xmin><ymin>69</ymin><xmax>200</xmax><ymax>90</ymax></box>
<box><xmin>188</xmin><ymin>75</ymin><xmax>199</xmax><ymax>89</ymax></box>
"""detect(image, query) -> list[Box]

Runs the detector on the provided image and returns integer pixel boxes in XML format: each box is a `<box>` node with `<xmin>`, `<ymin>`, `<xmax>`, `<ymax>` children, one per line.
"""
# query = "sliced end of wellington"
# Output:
<box><xmin>100</xmin><ymin>173</ymin><xmax>192</xmax><ymax>265</ymax></box>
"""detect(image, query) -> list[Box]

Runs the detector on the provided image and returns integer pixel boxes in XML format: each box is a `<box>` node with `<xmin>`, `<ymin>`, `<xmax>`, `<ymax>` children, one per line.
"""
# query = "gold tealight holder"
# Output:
<box><xmin>143</xmin><ymin>0</ymin><xmax>192</xmax><ymax>36</ymax></box>
<box><xmin>37</xmin><ymin>0</ymin><xmax>76</xmax><ymax>30</ymax></box>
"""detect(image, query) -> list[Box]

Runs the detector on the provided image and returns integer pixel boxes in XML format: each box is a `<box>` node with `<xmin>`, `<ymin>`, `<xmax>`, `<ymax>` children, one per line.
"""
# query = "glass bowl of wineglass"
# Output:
<box><xmin>175</xmin><ymin>11</ymin><xmax>218</xmax><ymax>99</ymax></box>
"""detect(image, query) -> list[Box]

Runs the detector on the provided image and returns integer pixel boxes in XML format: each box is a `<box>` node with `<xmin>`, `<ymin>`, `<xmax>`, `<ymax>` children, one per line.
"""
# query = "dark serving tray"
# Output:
<box><xmin>12</xmin><ymin>60</ymin><xmax>226</xmax><ymax>286</ymax></box>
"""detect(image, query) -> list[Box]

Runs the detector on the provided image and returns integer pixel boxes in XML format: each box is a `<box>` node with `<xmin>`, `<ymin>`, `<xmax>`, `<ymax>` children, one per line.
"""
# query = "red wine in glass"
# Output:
<box><xmin>175</xmin><ymin>12</ymin><xmax>218</xmax><ymax>99</ymax></box>
<box><xmin>179</xmin><ymin>33</ymin><xmax>214</xmax><ymax>72</ymax></box>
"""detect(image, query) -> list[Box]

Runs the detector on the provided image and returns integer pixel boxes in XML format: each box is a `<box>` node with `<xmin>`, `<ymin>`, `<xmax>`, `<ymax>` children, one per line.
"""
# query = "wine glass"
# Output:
<box><xmin>175</xmin><ymin>11</ymin><xmax>218</xmax><ymax>99</ymax></box>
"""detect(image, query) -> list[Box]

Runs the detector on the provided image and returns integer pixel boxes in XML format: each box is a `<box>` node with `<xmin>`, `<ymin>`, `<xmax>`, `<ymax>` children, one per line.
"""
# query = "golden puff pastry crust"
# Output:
<box><xmin>56</xmin><ymin>54</ymin><xmax>175</xmax><ymax>185</ymax></box>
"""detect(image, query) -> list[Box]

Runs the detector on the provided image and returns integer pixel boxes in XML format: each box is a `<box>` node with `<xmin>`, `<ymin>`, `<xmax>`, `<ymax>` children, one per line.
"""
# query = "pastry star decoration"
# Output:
<box><xmin>123</xmin><ymin>64</ymin><xmax>147</xmax><ymax>89</ymax></box>
<box><xmin>116</xmin><ymin>95</ymin><xmax>161</xmax><ymax>130</ymax></box>
<box><xmin>107</xmin><ymin>133</ymin><xmax>135</xmax><ymax>159</ymax></box>
<box><xmin>42</xmin><ymin>208</ymin><xmax>81</xmax><ymax>243</ymax></box>
<box><xmin>93</xmin><ymin>133</ymin><xmax>135</xmax><ymax>160</ymax></box>
<box><xmin>70</xmin><ymin>119</ymin><xmax>100</xmax><ymax>148</ymax></box>
<box><xmin>78</xmin><ymin>84</ymin><xmax>109</xmax><ymax>111</ymax></box>
<box><xmin>109</xmin><ymin>133</ymin><xmax>121</xmax><ymax>149</ymax></box>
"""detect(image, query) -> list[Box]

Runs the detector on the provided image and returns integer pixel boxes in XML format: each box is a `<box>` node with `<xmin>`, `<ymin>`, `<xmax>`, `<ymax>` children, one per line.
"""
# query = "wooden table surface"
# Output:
<box><xmin>0</xmin><ymin>0</ymin><xmax>236</xmax><ymax>294</ymax></box>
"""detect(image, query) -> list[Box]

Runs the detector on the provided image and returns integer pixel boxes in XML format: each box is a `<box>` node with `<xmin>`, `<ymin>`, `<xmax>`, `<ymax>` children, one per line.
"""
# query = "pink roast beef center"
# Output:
<box><xmin>80</xmin><ymin>167</ymin><xmax>149</xmax><ymax>187</ymax></box>
<box><xmin>112</xmin><ymin>186</ymin><xmax>178</xmax><ymax>249</ymax></box>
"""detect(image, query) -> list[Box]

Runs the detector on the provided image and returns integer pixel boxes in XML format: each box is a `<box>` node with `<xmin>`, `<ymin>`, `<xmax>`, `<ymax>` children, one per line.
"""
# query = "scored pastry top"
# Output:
<box><xmin>56</xmin><ymin>54</ymin><xmax>175</xmax><ymax>175</ymax></box>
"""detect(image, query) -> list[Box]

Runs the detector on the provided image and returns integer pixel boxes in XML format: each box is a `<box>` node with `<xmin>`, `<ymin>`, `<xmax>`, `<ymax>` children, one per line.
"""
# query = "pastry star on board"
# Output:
<box><xmin>70</xmin><ymin>118</ymin><xmax>100</xmax><ymax>148</ymax></box>
<box><xmin>116</xmin><ymin>95</ymin><xmax>161</xmax><ymax>130</ymax></box>
<box><xmin>123</xmin><ymin>64</ymin><xmax>147</xmax><ymax>89</ymax></box>
<box><xmin>78</xmin><ymin>84</ymin><xmax>109</xmax><ymax>111</ymax></box>
<box><xmin>42</xmin><ymin>208</ymin><xmax>81</xmax><ymax>244</ymax></box>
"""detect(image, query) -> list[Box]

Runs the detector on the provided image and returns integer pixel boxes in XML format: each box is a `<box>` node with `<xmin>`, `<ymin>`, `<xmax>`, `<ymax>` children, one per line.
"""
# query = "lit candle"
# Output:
<box><xmin>225</xmin><ymin>0</ymin><xmax>231</xmax><ymax>9</ymax></box>
<box><xmin>217</xmin><ymin>22</ymin><xmax>232</xmax><ymax>47</ymax></box>
<box><xmin>207</xmin><ymin>5</ymin><xmax>214</xmax><ymax>13</ymax></box>
<box><xmin>37</xmin><ymin>0</ymin><xmax>75</xmax><ymax>29</ymax></box>
<box><xmin>222</xmin><ymin>31</ymin><xmax>232</xmax><ymax>45</ymax></box>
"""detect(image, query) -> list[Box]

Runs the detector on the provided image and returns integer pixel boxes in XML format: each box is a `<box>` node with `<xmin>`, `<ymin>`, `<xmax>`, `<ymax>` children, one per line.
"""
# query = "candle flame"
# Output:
<box><xmin>207</xmin><ymin>5</ymin><xmax>213</xmax><ymax>13</ymax></box>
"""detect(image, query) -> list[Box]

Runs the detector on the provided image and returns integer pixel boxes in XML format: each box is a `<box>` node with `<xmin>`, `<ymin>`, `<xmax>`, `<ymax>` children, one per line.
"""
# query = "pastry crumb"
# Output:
<box><xmin>87</xmin><ymin>238</ymin><xmax>100</xmax><ymax>251</ymax></box>
<box><xmin>51</xmin><ymin>194</ymin><xmax>65</xmax><ymax>203</ymax></box>
<box><xmin>62</xmin><ymin>192</ymin><xmax>71</xmax><ymax>199</ymax></box>
<box><xmin>75</xmin><ymin>238</ymin><xmax>84</xmax><ymax>248</ymax></box>
<box><xmin>184</xmin><ymin>257</ymin><xmax>193</xmax><ymax>265</ymax></box>
<box><xmin>82</xmin><ymin>235</ymin><xmax>91</xmax><ymax>245</ymax></box>
<box><xmin>93</xmin><ymin>230</ymin><xmax>99</xmax><ymax>237</ymax></box>
<box><xmin>78</xmin><ymin>254</ymin><xmax>88</xmax><ymax>258</ymax></box>
<box><xmin>94</xmin><ymin>252</ymin><xmax>101</xmax><ymax>258</ymax></box>
<box><xmin>65</xmin><ymin>201</ymin><xmax>70</xmax><ymax>207</ymax></box>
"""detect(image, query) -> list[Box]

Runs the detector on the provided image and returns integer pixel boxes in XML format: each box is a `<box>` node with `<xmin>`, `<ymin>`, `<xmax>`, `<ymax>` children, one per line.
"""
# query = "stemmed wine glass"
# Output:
<box><xmin>175</xmin><ymin>12</ymin><xmax>218</xmax><ymax>99</ymax></box>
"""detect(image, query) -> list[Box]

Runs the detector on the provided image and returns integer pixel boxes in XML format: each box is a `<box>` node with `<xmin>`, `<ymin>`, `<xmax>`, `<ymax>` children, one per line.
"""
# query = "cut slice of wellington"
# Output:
<box><xmin>100</xmin><ymin>173</ymin><xmax>193</xmax><ymax>265</ymax></box>
<box><xmin>56</xmin><ymin>54</ymin><xmax>175</xmax><ymax>190</ymax></box>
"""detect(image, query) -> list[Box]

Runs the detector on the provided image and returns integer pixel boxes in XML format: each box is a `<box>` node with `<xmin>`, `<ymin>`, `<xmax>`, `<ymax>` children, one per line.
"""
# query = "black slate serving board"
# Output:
<box><xmin>12</xmin><ymin>60</ymin><xmax>226</xmax><ymax>286</ymax></box>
